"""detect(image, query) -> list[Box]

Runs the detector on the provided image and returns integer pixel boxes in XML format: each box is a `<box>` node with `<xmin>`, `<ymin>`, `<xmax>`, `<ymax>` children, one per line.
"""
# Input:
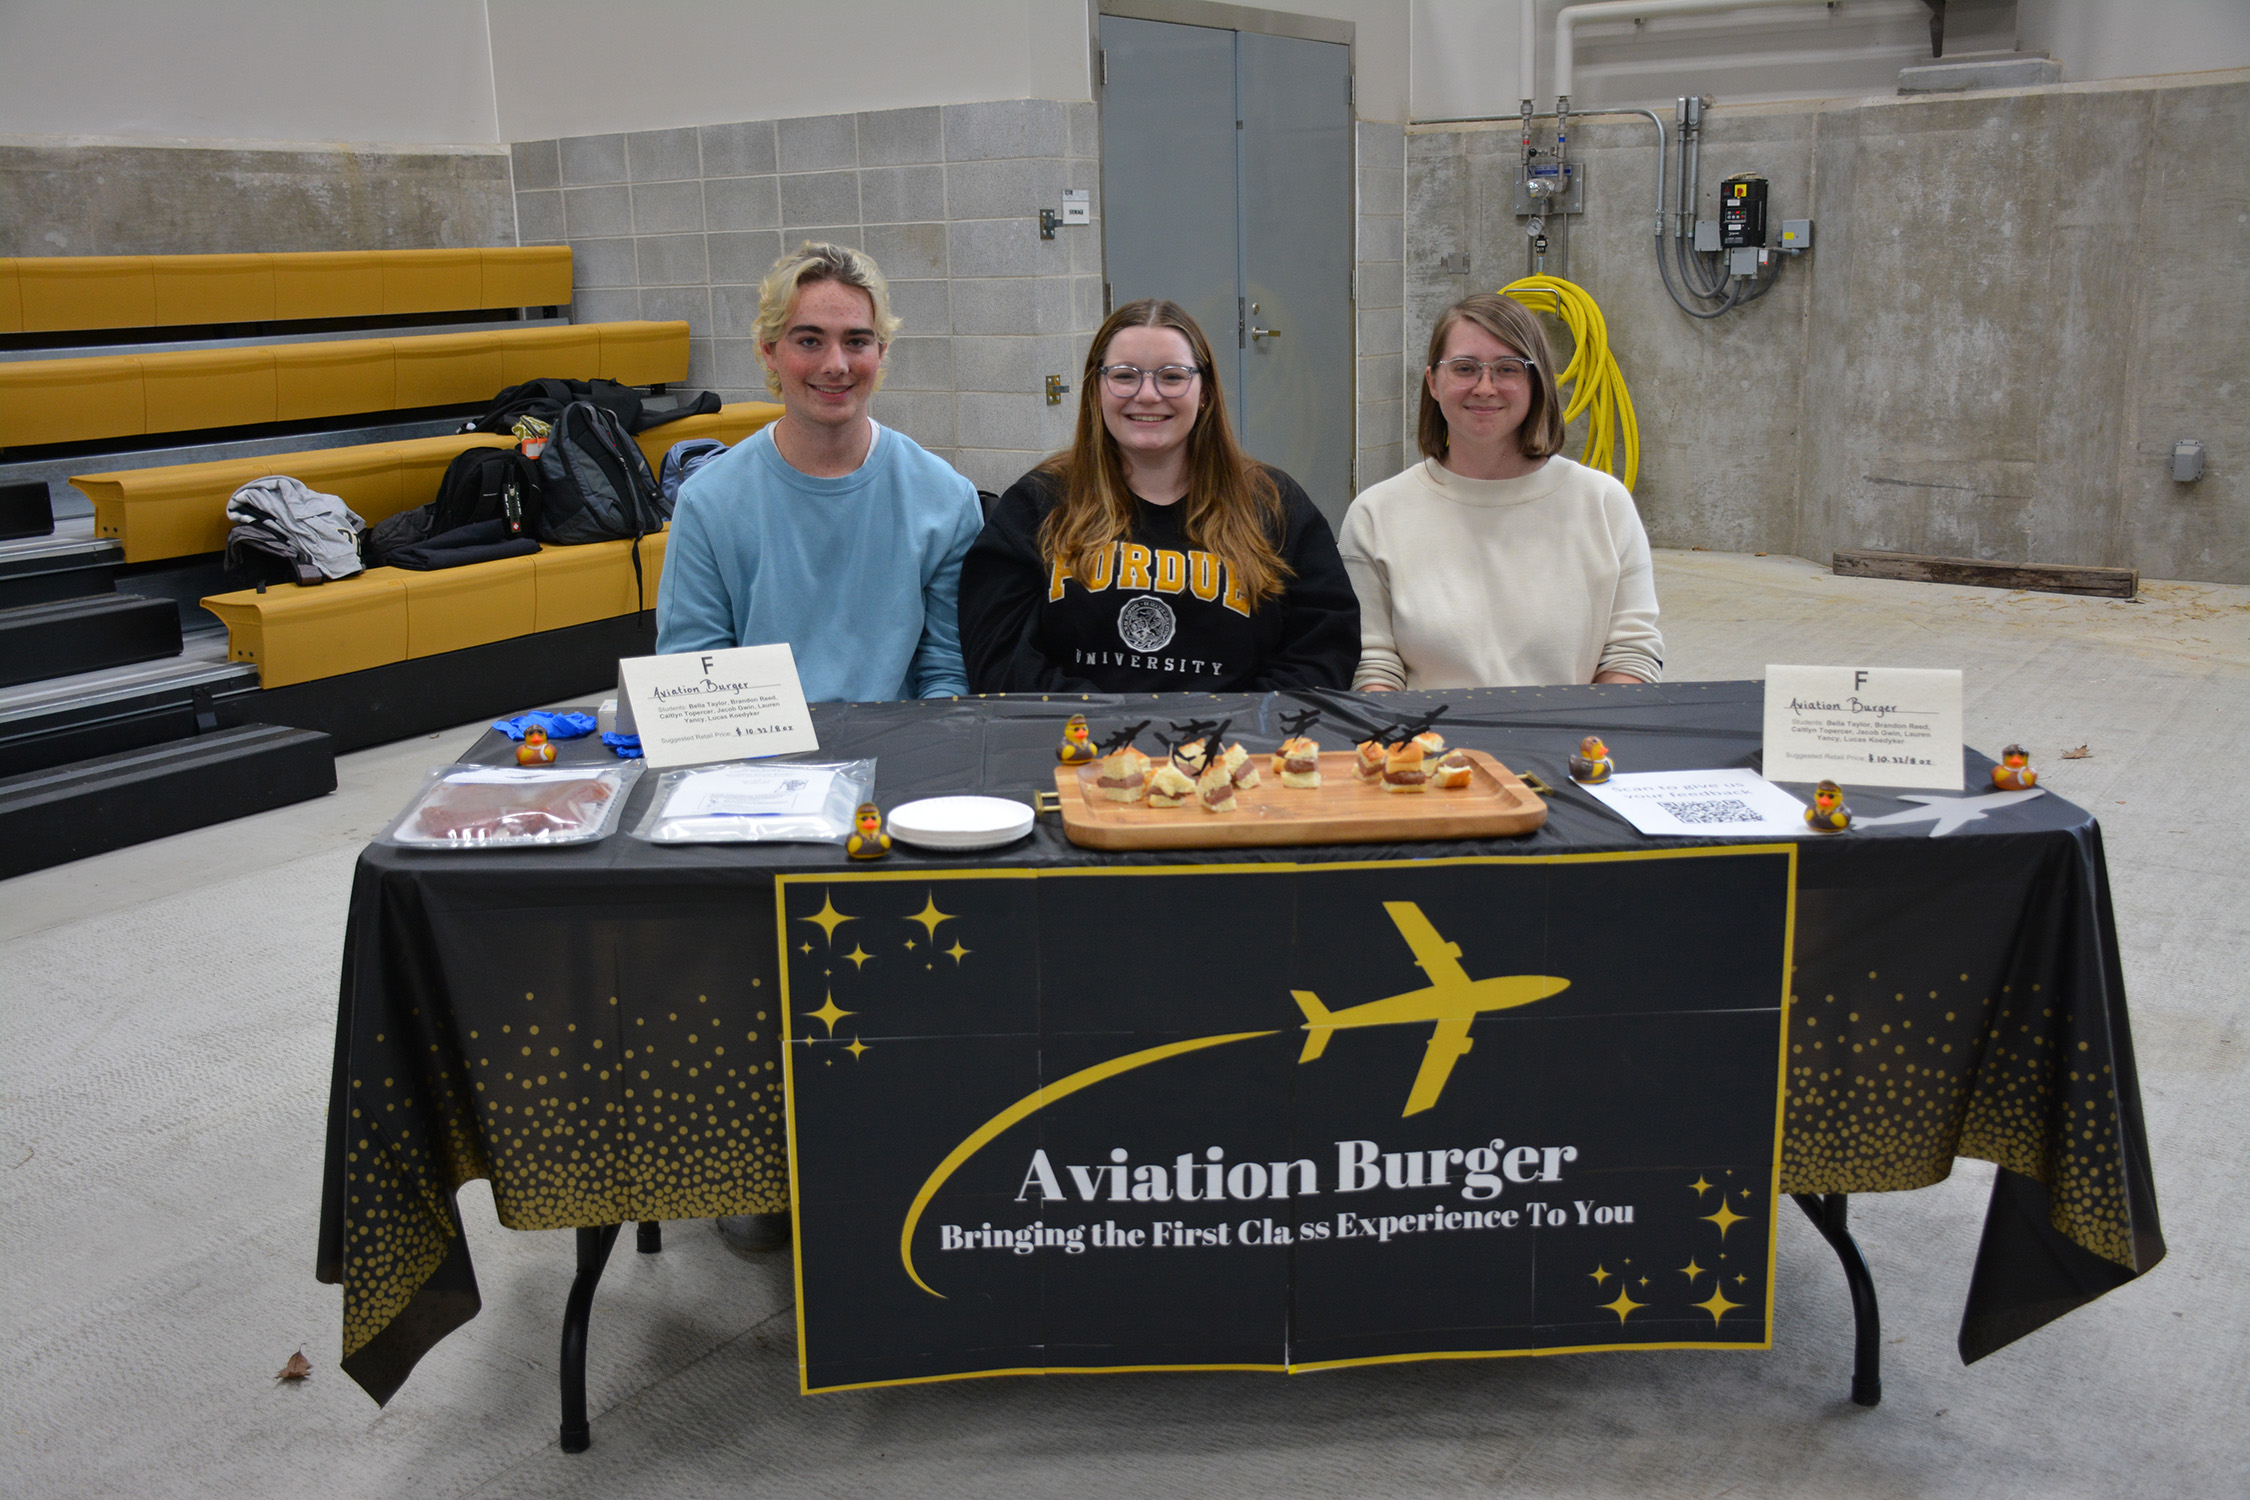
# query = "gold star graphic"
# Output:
<box><xmin>907</xmin><ymin>893</ymin><xmax>956</xmax><ymax>939</ymax></box>
<box><xmin>799</xmin><ymin>941</ymin><xmax>813</xmax><ymax>956</ymax></box>
<box><xmin>806</xmin><ymin>991</ymin><xmax>855</xmax><ymax>1037</ymax></box>
<box><xmin>1703</xmin><ymin>1198</ymin><xmax>1748</xmax><ymax>1240</ymax></box>
<box><xmin>1689</xmin><ymin>1175</ymin><xmax>1714</xmax><ymax>1198</ymax></box>
<box><xmin>904</xmin><ymin>938</ymin><xmax>917</xmax><ymax>951</ymax></box>
<box><xmin>1589</xmin><ymin>1264</ymin><xmax>1612</xmax><ymax>1287</ymax></box>
<box><xmin>845</xmin><ymin>1036</ymin><xmax>870</xmax><ymax>1060</ymax></box>
<box><xmin>1693</xmin><ymin>1286</ymin><xmax>1742</xmax><ymax>1326</ymax></box>
<box><xmin>1735</xmin><ymin>1273</ymin><xmax>1748</xmax><ymax>1286</ymax></box>
<box><xmin>843</xmin><ymin>945</ymin><xmax>874</xmax><ymax>971</ymax></box>
<box><xmin>1601</xmin><ymin>1287</ymin><xmax>1644</xmax><ymax>1324</ymax></box>
<box><xmin>1638</xmin><ymin>1276</ymin><xmax>1649</xmax><ymax>1287</ymax></box>
<box><xmin>802</xmin><ymin>893</ymin><xmax>856</xmax><ymax>945</ymax></box>
<box><xmin>1680</xmin><ymin>1258</ymin><xmax>1706</xmax><ymax>1283</ymax></box>
<box><xmin>945</xmin><ymin>939</ymin><xmax>971</xmax><ymax>964</ymax></box>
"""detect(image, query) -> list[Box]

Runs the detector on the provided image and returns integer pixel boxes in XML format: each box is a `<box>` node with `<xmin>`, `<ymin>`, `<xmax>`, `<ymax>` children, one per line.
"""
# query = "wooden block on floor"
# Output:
<box><xmin>404</xmin><ymin>552</ymin><xmax>539</xmax><ymax>657</ymax></box>
<box><xmin>203</xmin><ymin>571</ymin><xmax>410</xmax><ymax>687</ymax></box>
<box><xmin>153</xmin><ymin>254</ymin><xmax>279</xmax><ymax>325</ymax></box>
<box><xmin>1831</xmin><ymin>549</ymin><xmax>2138</xmax><ymax>599</ymax></box>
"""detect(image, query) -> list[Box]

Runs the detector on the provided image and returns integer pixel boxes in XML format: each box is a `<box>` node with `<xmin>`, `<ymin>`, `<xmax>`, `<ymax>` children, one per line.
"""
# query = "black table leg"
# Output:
<box><xmin>636</xmin><ymin>1220</ymin><xmax>662</xmax><ymax>1253</ymax></box>
<box><xmin>560</xmin><ymin>1222</ymin><xmax>622</xmax><ymax>1453</ymax></box>
<box><xmin>1792</xmin><ymin>1192</ymin><xmax>1882</xmax><ymax>1407</ymax></box>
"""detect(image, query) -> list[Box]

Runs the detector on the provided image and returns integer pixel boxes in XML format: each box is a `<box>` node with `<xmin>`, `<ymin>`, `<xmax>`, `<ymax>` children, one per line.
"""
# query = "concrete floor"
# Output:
<box><xmin>4</xmin><ymin>551</ymin><xmax>2246</xmax><ymax>1499</ymax></box>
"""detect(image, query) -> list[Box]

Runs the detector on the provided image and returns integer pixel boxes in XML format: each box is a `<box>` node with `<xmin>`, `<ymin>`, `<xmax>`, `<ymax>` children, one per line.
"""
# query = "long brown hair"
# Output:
<box><xmin>1416</xmin><ymin>293</ymin><xmax>1566</xmax><ymax>461</ymax></box>
<box><xmin>1037</xmin><ymin>299</ymin><xmax>1292</xmax><ymax>610</ymax></box>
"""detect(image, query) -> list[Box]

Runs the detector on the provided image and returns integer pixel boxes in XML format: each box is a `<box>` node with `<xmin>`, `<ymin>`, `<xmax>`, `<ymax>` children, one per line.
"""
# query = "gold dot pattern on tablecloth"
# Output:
<box><xmin>1780</xmin><ymin>953</ymin><xmax>2131</xmax><ymax>1269</ymax></box>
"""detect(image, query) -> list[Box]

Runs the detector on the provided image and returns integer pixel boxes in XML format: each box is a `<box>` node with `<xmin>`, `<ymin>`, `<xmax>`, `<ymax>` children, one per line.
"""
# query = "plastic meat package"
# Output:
<box><xmin>380</xmin><ymin>763</ymin><xmax>641</xmax><ymax>849</ymax></box>
<box><xmin>633</xmin><ymin>758</ymin><xmax>875</xmax><ymax>844</ymax></box>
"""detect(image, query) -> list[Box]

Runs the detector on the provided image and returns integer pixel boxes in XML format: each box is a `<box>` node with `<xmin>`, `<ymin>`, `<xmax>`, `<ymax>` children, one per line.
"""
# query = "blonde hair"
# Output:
<box><xmin>1416</xmin><ymin>293</ymin><xmax>1566</xmax><ymax>461</ymax></box>
<box><xmin>753</xmin><ymin>241</ymin><xmax>901</xmax><ymax>396</ymax></box>
<box><xmin>1036</xmin><ymin>299</ymin><xmax>1292</xmax><ymax>611</ymax></box>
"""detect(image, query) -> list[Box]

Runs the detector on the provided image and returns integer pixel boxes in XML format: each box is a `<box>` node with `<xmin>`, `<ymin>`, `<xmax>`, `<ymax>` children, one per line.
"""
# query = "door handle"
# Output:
<box><xmin>1250</xmin><ymin>325</ymin><xmax>1283</xmax><ymax>342</ymax></box>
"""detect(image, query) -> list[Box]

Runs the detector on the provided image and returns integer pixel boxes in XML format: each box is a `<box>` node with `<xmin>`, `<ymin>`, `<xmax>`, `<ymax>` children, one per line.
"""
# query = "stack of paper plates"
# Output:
<box><xmin>884</xmin><ymin>796</ymin><xmax>1036</xmax><ymax>852</ymax></box>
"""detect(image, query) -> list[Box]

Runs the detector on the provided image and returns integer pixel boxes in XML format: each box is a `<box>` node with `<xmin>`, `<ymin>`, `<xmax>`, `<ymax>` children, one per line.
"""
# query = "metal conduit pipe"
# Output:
<box><xmin>1550</xmin><ymin>0</ymin><xmax>1831</xmax><ymax>100</ymax></box>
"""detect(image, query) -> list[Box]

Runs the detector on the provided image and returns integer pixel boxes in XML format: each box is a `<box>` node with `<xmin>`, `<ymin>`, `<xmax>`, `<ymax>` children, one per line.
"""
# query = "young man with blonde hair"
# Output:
<box><xmin>656</xmin><ymin>241</ymin><xmax>982</xmax><ymax>701</ymax></box>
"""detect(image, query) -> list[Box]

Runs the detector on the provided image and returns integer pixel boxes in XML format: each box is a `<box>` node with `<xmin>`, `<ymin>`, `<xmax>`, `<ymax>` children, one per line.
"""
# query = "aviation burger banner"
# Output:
<box><xmin>777</xmin><ymin>848</ymin><xmax>1794</xmax><ymax>1393</ymax></box>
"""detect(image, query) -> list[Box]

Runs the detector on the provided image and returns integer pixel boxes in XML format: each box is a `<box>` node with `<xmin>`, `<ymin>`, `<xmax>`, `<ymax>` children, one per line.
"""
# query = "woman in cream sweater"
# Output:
<box><xmin>1339</xmin><ymin>293</ymin><xmax>1661</xmax><ymax>690</ymax></box>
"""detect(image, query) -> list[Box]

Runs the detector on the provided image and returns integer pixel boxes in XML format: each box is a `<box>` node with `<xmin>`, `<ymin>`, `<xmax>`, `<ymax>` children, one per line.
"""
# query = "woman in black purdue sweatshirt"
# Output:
<box><xmin>959</xmin><ymin>299</ymin><xmax>1359</xmax><ymax>694</ymax></box>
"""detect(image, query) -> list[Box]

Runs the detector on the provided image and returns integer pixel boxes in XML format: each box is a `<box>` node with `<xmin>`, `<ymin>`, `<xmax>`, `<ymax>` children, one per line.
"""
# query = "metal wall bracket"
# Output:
<box><xmin>1039</xmin><ymin>209</ymin><xmax>1062</xmax><ymax>240</ymax></box>
<box><xmin>1045</xmin><ymin>375</ymin><xmax>1071</xmax><ymax>406</ymax></box>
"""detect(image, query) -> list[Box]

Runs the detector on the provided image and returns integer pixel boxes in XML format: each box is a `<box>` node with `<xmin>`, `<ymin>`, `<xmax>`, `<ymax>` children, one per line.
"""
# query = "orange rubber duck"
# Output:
<box><xmin>1058</xmin><ymin>713</ymin><xmax>1096</xmax><ymax>764</ymax></box>
<box><xmin>846</xmin><ymin>802</ymin><xmax>892</xmax><ymax>860</ymax></box>
<box><xmin>515</xmin><ymin>726</ymin><xmax>557</xmax><ymax>766</ymax></box>
<box><xmin>1568</xmin><ymin>735</ymin><xmax>1613</xmax><ymax>784</ymax></box>
<box><xmin>1804</xmin><ymin>779</ymin><xmax>1852</xmax><ymax>832</ymax></box>
<box><xmin>1991</xmin><ymin>744</ymin><xmax>2037</xmax><ymax>791</ymax></box>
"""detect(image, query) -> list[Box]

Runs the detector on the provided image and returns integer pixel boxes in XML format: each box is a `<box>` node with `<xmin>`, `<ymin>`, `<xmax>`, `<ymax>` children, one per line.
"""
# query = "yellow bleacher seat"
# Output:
<box><xmin>499</xmin><ymin>323</ymin><xmax>603</xmax><ymax>386</ymax></box>
<box><xmin>18</xmin><ymin>256</ymin><xmax>157</xmax><ymax>333</ymax></box>
<box><xmin>0</xmin><ymin>354</ymin><xmax>144</xmax><ymax>446</ymax></box>
<box><xmin>481</xmin><ymin>246</ymin><xmax>573</xmax><ymax>310</ymax></box>
<box><xmin>598</xmin><ymin>322</ymin><xmax>691</xmax><ymax>386</ymax></box>
<box><xmin>153</xmin><ymin>254</ymin><xmax>278</xmax><ymax>325</ymax></box>
<box><xmin>142</xmin><ymin>347</ymin><xmax>277</xmax><ymax>434</ymax></box>
<box><xmin>404</xmin><ymin>552</ymin><xmax>541</xmax><ymax>657</ymax></box>
<box><xmin>534</xmin><ymin>528</ymin><xmax>669</xmax><ymax>631</ymax></box>
<box><xmin>271</xmin><ymin>252</ymin><xmax>385</xmax><ymax>322</ymax></box>
<box><xmin>380</xmin><ymin>249</ymin><xmax>484</xmax><ymax>316</ymax></box>
<box><xmin>274</xmin><ymin>337</ymin><xmax>397</xmax><ymax>421</ymax></box>
<box><xmin>0</xmin><ymin>260</ymin><xmax>24</xmax><ymax>335</ymax></box>
<box><xmin>203</xmin><ymin>570</ymin><xmax>410</xmax><ymax>688</ymax></box>
<box><xmin>392</xmin><ymin>330</ymin><xmax>505</xmax><ymax>409</ymax></box>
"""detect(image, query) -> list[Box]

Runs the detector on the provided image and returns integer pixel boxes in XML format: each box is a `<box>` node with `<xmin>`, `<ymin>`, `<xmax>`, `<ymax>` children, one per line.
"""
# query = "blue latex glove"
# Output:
<box><xmin>602</xmin><ymin>732</ymin><xmax>644</xmax><ymax>759</ymax></box>
<box><xmin>491</xmin><ymin>710</ymin><xmax>599</xmax><ymax>741</ymax></box>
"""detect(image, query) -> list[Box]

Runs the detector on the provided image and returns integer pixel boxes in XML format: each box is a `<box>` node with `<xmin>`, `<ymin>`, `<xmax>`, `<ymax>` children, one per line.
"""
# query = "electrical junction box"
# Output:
<box><xmin>1720</xmin><ymin>174</ymin><xmax>1768</xmax><ymax>248</ymax></box>
<box><xmin>1694</xmin><ymin>219</ymin><xmax>1721</xmax><ymax>253</ymax></box>
<box><xmin>1779</xmin><ymin>218</ymin><xmax>1813</xmax><ymax>252</ymax></box>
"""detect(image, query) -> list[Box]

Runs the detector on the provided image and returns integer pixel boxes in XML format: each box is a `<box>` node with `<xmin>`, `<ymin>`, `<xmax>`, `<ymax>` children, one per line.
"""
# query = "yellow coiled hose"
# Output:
<box><xmin>1499</xmin><ymin>276</ymin><xmax>1640</xmax><ymax>492</ymax></box>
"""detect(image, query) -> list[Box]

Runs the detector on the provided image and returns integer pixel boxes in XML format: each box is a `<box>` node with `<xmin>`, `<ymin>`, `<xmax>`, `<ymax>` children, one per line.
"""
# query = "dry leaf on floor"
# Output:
<box><xmin>276</xmin><ymin>1350</ymin><xmax>311</xmax><ymax>1382</ymax></box>
<box><xmin>2061</xmin><ymin>745</ymin><xmax>2092</xmax><ymax>759</ymax></box>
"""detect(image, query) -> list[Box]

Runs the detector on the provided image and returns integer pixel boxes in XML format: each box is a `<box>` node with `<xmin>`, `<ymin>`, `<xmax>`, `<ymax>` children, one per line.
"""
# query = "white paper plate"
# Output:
<box><xmin>885</xmin><ymin>795</ymin><xmax>1035</xmax><ymax>851</ymax></box>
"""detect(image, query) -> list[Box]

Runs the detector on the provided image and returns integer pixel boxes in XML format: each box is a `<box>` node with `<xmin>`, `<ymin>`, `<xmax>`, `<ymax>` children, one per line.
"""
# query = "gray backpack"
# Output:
<box><xmin>535</xmin><ymin>401</ymin><xmax>670</xmax><ymax>547</ymax></box>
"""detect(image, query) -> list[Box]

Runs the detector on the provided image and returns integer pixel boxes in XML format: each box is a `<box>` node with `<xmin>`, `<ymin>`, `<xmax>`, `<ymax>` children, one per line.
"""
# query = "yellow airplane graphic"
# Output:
<box><xmin>1293</xmin><ymin>901</ymin><xmax>1570</xmax><ymax>1117</ymax></box>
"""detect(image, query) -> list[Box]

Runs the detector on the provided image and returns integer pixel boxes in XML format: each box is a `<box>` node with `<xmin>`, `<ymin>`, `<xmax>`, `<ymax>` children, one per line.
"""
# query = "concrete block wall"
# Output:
<box><xmin>1404</xmin><ymin>71</ymin><xmax>2249</xmax><ymax>584</ymax></box>
<box><xmin>510</xmin><ymin>99</ymin><xmax>1104</xmax><ymax>496</ymax></box>
<box><xmin>1355</xmin><ymin>120</ymin><xmax>1408</xmax><ymax>492</ymax></box>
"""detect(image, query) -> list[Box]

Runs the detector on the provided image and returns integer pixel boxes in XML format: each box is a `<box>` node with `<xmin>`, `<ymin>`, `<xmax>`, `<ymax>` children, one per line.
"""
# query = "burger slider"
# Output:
<box><xmin>1413</xmin><ymin>729</ymin><xmax>1447</xmax><ymax>756</ymax></box>
<box><xmin>1354</xmin><ymin>740</ymin><xmax>1388</xmax><ymax>784</ymax></box>
<box><xmin>1277</xmin><ymin>736</ymin><xmax>1322</xmax><ymax>789</ymax></box>
<box><xmin>1223</xmin><ymin>741</ymin><xmax>1260</xmax><ymax>790</ymax></box>
<box><xmin>1383</xmin><ymin>741</ymin><xmax>1430</xmax><ymax>793</ymax></box>
<box><xmin>1096</xmin><ymin>745</ymin><xmax>1150</xmax><ymax>803</ymax></box>
<box><xmin>1145</xmin><ymin>759</ymin><xmax>1199</xmax><ymax>809</ymax></box>
<box><xmin>1432</xmin><ymin>748</ymin><xmax>1474</xmax><ymax>789</ymax></box>
<box><xmin>1197</xmin><ymin>756</ymin><xmax>1239</xmax><ymax>813</ymax></box>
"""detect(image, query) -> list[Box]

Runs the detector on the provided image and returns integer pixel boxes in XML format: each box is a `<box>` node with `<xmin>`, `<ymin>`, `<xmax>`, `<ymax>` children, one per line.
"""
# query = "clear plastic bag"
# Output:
<box><xmin>632</xmin><ymin>758</ymin><xmax>876</xmax><ymax>844</ymax></box>
<box><xmin>379</xmin><ymin>763</ymin><xmax>640</xmax><ymax>849</ymax></box>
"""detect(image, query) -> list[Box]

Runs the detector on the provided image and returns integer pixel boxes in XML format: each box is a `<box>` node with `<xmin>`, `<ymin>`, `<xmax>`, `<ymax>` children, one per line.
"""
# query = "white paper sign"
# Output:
<box><xmin>618</xmin><ymin>644</ymin><xmax>819</xmax><ymax>769</ymax></box>
<box><xmin>659</xmin><ymin>764</ymin><xmax>836</xmax><ymax>820</ymax></box>
<box><xmin>1762</xmin><ymin>665</ymin><xmax>1963</xmax><ymax>790</ymax></box>
<box><xmin>1580</xmin><ymin>769</ymin><xmax>1815</xmax><ymax>838</ymax></box>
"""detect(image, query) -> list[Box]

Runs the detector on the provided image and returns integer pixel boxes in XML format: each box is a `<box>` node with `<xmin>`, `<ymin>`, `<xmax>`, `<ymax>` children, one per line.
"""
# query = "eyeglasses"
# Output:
<box><xmin>1434</xmin><ymin>356</ymin><xmax>1536</xmax><ymax>386</ymax></box>
<box><xmin>1100</xmin><ymin>363</ymin><xmax>1203</xmax><ymax>398</ymax></box>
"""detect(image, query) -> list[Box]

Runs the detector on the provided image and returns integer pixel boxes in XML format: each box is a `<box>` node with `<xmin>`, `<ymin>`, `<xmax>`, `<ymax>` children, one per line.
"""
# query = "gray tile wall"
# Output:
<box><xmin>512</xmin><ymin>100</ymin><xmax>1103</xmax><ymax>495</ymax></box>
<box><xmin>1354</xmin><ymin>120</ymin><xmax>1408</xmax><ymax>492</ymax></box>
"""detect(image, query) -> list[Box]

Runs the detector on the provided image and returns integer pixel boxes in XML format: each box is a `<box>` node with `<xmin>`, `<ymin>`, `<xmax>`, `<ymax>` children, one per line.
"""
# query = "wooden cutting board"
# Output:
<box><xmin>1052</xmin><ymin>749</ymin><xmax>1547</xmax><ymax>850</ymax></box>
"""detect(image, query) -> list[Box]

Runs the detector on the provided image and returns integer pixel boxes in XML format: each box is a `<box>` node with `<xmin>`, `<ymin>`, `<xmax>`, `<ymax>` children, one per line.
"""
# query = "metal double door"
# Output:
<box><xmin>1100</xmin><ymin>14</ymin><xmax>1355</xmax><ymax>525</ymax></box>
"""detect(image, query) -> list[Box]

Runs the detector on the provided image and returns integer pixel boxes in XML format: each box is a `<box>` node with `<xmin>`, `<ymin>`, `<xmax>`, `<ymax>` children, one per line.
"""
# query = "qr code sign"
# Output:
<box><xmin>1656</xmin><ymin>798</ymin><xmax>1764</xmax><ymax>824</ymax></box>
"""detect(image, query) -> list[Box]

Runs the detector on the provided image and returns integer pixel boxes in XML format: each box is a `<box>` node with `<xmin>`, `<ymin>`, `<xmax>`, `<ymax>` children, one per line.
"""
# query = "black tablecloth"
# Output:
<box><xmin>317</xmin><ymin>682</ymin><xmax>2163</xmax><ymax>1402</ymax></box>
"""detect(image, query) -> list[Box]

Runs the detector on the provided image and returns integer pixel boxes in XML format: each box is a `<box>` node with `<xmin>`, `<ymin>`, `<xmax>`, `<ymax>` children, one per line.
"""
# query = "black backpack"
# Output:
<box><xmin>536</xmin><ymin>401</ymin><xmax>671</xmax><ymax>609</ymax></box>
<box><xmin>363</xmin><ymin>446</ymin><xmax>541</xmax><ymax>567</ymax></box>
<box><xmin>465</xmin><ymin>376</ymin><xmax>644</xmax><ymax>435</ymax></box>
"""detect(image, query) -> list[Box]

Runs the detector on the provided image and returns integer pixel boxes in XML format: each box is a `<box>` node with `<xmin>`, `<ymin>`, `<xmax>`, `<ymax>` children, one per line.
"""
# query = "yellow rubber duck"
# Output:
<box><xmin>1804</xmin><ymin>779</ymin><xmax>1852</xmax><ymax>832</ymax></box>
<box><xmin>1568</xmin><ymin>734</ymin><xmax>1613</xmax><ymax>784</ymax></box>
<box><xmin>515</xmin><ymin>726</ymin><xmax>557</xmax><ymax>766</ymax></box>
<box><xmin>1991</xmin><ymin>744</ymin><xmax>2037</xmax><ymax>791</ymax></box>
<box><xmin>1058</xmin><ymin>713</ymin><xmax>1096</xmax><ymax>764</ymax></box>
<box><xmin>846</xmin><ymin>802</ymin><xmax>892</xmax><ymax>860</ymax></box>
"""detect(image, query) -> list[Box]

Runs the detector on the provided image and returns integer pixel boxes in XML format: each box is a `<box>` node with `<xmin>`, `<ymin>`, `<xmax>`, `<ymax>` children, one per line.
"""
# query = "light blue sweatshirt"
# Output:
<box><xmin>656</xmin><ymin>422</ymin><xmax>982</xmax><ymax>700</ymax></box>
